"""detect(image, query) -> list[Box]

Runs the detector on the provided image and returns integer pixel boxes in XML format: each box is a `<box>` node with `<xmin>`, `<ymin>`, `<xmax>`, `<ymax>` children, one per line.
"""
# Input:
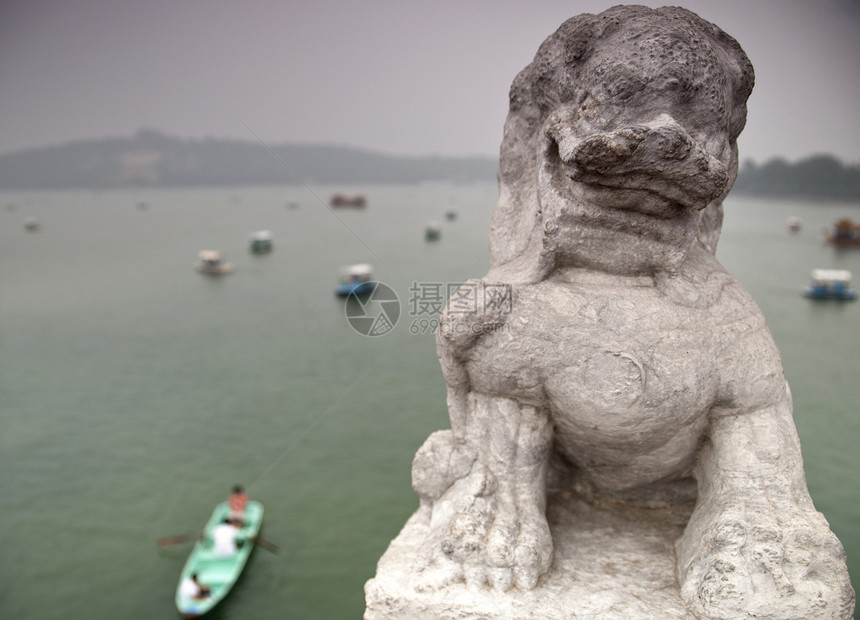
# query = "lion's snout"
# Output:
<box><xmin>547</xmin><ymin>113</ymin><xmax>729</xmax><ymax>211</ymax></box>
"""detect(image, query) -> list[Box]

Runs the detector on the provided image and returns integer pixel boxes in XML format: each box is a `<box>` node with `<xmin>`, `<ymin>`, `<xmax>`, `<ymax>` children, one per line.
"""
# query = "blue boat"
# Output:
<box><xmin>335</xmin><ymin>263</ymin><xmax>374</xmax><ymax>297</ymax></box>
<box><xmin>802</xmin><ymin>269</ymin><xmax>857</xmax><ymax>300</ymax></box>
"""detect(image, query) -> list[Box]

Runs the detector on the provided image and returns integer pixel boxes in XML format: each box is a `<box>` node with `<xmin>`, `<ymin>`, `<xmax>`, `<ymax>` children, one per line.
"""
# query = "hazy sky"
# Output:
<box><xmin>1</xmin><ymin>0</ymin><xmax>859</xmax><ymax>164</ymax></box>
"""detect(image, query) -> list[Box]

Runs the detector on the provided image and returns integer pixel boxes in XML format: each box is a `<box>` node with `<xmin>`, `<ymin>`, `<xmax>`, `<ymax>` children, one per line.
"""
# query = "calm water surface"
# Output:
<box><xmin>1</xmin><ymin>185</ymin><xmax>858</xmax><ymax>619</ymax></box>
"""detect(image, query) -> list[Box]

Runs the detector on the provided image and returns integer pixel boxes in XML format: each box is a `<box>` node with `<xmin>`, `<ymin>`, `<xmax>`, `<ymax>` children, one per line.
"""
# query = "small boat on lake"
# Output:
<box><xmin>23</xmin><ymin>216</ymin><xmax>40</xmax><ymax>231</ymax></box>
<box><xmin>787</xmin><ymin>216</ymin><xmax>801</xmax><ymax>233</ymax></box>
<box><xmin>336</xmin><ymin>263</ymin><xmax>374</xmax><ymax>296</ymax></box>
<box><xmin>825</xmin><ymin>218</ymin><xmax>860</xmax><ymax>247</ymax></box>
<box><xmin>175</xmin><ymin>501</ymin><xmax>264</xmax><ymax>618</ymax></box>
<box><xmin>802</xmin><ymin>269</ymin><xmax>857</xmax><ymax>300</ymax></box>
<box><xmin>425</xmin><ymin>222</ymin><xmax>442</xmax><ymax>241</ymax></box>
<box><xmin>195</xmin><ymin>251</ymin><xmax>233</xmax><ymax>275</ymax></box>
<box><xmin>330</xmin><ymin>194</ymin><xmax>367</xmax><ymax>209</ymax></box>
<box><xmin>249</xmin><ymin>230</ymin><xmax>273</xmax><ymax>254</ymax></box>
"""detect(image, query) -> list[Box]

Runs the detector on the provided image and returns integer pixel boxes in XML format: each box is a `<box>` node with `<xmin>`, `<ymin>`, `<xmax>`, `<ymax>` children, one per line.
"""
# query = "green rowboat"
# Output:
<box><xmin>175</xmin><ymin>500</ymin><xmax>263</xmax><ymax>618</ymax></box>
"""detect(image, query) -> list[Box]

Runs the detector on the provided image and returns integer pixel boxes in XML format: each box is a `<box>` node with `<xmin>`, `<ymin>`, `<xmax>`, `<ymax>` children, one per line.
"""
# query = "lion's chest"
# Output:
<box><xmin>463</xmin><ymin>280</ymin><xmax>718</xmax><ymax>446</ymax></box>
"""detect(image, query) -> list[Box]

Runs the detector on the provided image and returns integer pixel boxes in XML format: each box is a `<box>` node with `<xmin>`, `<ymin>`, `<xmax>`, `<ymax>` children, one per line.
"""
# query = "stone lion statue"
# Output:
<box><xmin>402</xmin><ymin>6</ymin><xmax>854</xmax><ymax>619</ymax></box>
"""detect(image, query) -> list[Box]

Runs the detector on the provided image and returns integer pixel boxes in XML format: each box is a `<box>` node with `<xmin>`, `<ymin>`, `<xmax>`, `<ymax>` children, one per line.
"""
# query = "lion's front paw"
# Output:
<box><xmin>412</xmin><ymin>430</ymin><xmax>476</xmax><ymax>501</ymax></box>
<box><xmin>418</xmin><ymin>466</ymin><xmax>552</xmax><ymax>592</ymax></box>
<box><xmin>677</xmin><ymin>502</ymin><xmax>854</xmax><ymax>619</ymax></box>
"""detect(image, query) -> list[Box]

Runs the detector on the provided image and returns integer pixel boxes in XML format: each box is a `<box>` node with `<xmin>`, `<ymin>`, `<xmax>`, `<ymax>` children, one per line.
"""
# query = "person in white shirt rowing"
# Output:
<box><xmin>211</xmin><ymin>518</ymin><xmax>246</xmax><ymax>557</ymax></box>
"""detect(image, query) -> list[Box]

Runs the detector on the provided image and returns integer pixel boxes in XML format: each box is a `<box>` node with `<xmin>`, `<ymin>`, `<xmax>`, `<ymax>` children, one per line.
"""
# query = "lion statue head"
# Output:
<box><xmin>488</xmin><ymin>6</ymin><xmax>754</xmax><ymax>282</ymax></box>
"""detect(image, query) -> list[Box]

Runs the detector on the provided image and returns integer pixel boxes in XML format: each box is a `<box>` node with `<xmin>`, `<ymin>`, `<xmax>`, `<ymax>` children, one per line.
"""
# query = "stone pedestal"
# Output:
<box><xmin>365</xmin><ymin>490</ymin><xmax>697</xmax><ymax>620</ymax></box>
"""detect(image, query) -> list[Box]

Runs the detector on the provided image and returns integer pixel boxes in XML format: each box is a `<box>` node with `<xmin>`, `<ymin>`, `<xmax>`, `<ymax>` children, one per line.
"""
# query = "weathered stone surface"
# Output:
<box><xmin>366</xmin><ymin>5</ymin><xmax>855</xmax><ymax>619</ymax></box>
<box><xmin>366</xmin><ymin>491</ymin><xmax>697</xmax><ymax>620</ymax></box>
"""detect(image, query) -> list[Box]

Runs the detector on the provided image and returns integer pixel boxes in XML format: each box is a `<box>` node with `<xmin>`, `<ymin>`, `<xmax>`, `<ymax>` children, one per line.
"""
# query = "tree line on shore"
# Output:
<box><xmin>733</xmin><ymin>155</ymin><xmax>860</xmax><ymax>200</ymax></box>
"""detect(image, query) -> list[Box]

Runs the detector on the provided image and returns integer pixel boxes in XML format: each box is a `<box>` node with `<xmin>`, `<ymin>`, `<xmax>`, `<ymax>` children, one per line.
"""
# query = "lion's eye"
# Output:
<box><xmin>607</xmin><ymin>77</ymin><xmax>645</xmax><ymax>102</ymax></box>
<box><xmin>653</xmin><ymin>68</ymin><xmax>694</xmax><ymax>103</ymax></box>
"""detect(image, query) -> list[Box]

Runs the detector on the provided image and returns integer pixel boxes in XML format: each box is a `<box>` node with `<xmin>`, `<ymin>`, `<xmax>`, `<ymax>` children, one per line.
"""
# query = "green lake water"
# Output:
<box><xmin>1</xmin><ymin>184</ymin><xmax>858</xmax><ymax>618</ymax></box>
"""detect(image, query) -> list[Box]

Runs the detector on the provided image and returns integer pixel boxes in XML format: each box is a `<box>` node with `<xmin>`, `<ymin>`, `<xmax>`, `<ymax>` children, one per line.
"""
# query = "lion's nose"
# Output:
<box><xmin>567</xmin><ymin>126</ymin><xmax>649</xmax><ymax>172</ymax></box>
<box><xmin>545</xmin><ymin>112</ymin><xmax>729</xmax><ymax>210</ymax></box>
<box><xmin>557</xmin><ymin>114</ymin><xmax>695</xmax><ymax>175</ymax></box>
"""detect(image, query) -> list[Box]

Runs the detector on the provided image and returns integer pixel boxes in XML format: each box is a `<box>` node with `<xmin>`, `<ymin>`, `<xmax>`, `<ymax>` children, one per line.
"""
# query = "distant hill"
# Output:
<box><xmin>0</xmin><ymin>129</ymin><xmax>498</xmax><ymax>189</ymax></box>
<box><xmin>733</xmin><ymin>155</ymin><xmax>860</xmax><ymax>200</ymax></box>
<box><xmin>3</xmin><ymin>131</ymin><xmax>858</xmax><ymax>200</ymax></box>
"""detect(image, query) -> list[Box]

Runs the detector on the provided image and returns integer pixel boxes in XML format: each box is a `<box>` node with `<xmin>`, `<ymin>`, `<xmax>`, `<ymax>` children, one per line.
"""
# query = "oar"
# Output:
<box><xmin>156</xmin><ymin>533</ymin><xmax>196</xmax><ymax>547</ymax></box>
<box><xmin>253</xmin><ymin>536</ymin><xmax>280</xmax><ymax>554</ymax></box>
<box><xmin>157</xmin><ymin>533</ymin><xmax>279</xmax><ymax>553</ymax></box>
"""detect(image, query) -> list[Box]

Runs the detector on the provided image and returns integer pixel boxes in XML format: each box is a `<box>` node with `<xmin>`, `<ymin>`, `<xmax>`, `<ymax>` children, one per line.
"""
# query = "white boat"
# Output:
<box><xmin>787</xmin><ymin>216</ymin><xmax>801</xmax><ymax>233</ymax></box>
<box><xmin>23</xmin><ymin>216</ymin><xmax>40</xmax><ymax>231</ymax></box>
<box><xmin>196</xmin><ymin>251</ymin><xmax>233</xmax><ymax>275</ymax></box>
